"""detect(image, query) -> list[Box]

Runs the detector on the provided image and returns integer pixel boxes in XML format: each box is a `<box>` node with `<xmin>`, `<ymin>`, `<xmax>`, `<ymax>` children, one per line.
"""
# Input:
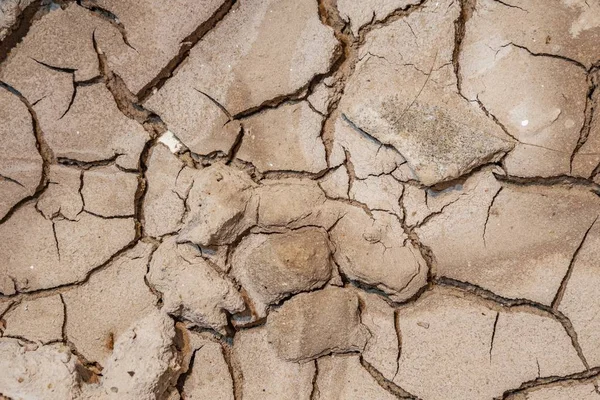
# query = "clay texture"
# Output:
<box><xmin>1</xmin><ymin>0</ymin><xmax>600</xmax><ymax>399</ymax></box>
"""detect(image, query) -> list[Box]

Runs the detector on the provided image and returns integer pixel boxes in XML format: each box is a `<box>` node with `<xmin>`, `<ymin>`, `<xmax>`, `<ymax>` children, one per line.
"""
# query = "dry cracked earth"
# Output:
<box><xmin>1</xmin><ymin>0</ymin><xmax>600</xmax><ymax>399</ymax></box>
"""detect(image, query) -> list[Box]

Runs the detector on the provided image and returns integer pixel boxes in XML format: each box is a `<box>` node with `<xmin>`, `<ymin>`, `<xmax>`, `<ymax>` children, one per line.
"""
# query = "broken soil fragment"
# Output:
<box><xmin>91</xmin><ymin>0</ymin><xmax>226</xmax><ymax>95</ymax></box>
<box><xmin>230</xmin><ymin>227</ymin><xmax>333</xmax><ymax>319</ymax></box>
<box><xmin>267</xmin><ymin>287</ymin><xmax>370</xmax><ymax>362</ymax></box>
<box><xmin>2</xmin><ymin>295</ymin><xmax>64</xmax><ymax>344</ymax></box>
<box><xmin>234</xmin><ymin>325</ymin><xmax>315</xmax><ymax>400</ymax></box>
<box><xmin>416</xmin><ymin>170</ymin><xmax>600</xmax><ymax>304</ymax></box>
<box><xmin>143</xmin><ymin>145</ymin><xmax>189</xmax><ymax>237</ymax></box>
<box><xmin>237</xmin><ymin>101</ymin><xmax>328</xmax><ymax>173</ymax></box>
<box><xmin>1</xmin><ymin>0</ymin><xmax>600</xmax><ymax>398</ymax></box>
<box><xmin>0</xmin><ymin>87</ymin><xmax>42</xmax><ymax>220</ymax></box>
<box><xmin>394</xmin><ymin>288</ymin><xmax>584</xmax><ymax>400</ymax></box>
<box><xmin>315</xmin><ymin>354</ymin><xmax>397</xmax><ymax>400</ymax></box>
<box><xmin>330</xmin><ymin>208</ymin><xmax>427</xmax><ymax>302</ymax></box>
<box><xmin>82</xmin><ymin>310</ymin><xmax>184</xmax><ymax>400</ymax></box>
<box><xmin>0</xmin><ymin>340</ymin><xmax>80</xmax><ymax>400</ymax></box>
<box><xmin>145</xmin><ymin>0</ymin><xmax>340</xmax><ymax>155</ymax></box>
<box><xmin>180</xmin><ymin>335</ymin><xmax>234</xmax><ymax>400</ymax></box>
<box><xmin>338</xmin><ymin>0</ymin><xmax>514</xmax><ymax>186</ymax></box>
<box><xmin>177</xmin><ymin>163</ymin><xmax>258</xmax><ymax>247</ymax></box>
<box><xmin>148</xmin><ymin>237</ymin><xmax>245</xmax><ymax>333</ymax></box>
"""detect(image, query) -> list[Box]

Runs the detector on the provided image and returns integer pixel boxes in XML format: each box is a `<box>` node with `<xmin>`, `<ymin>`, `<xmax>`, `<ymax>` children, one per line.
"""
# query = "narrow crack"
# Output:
<box><xmin>452</xmin><ymin>0</ymin><xmax>476</xmax><ymax>94</ymax></box>
<box><xmin>226</xmin><ymin>125</ymin><xmax>245</xmax><ymax>165</ymax></box>
<box><xmin>57</xmin><ymin>154</ymin><xmax>121</xmax><ymax>169</ymax></box>
<box><xmin>341</xmin><ymin>113</ymin><xmax>405</xmax><ymax>158</ymax></box>
<box><xmin>142</xmin><ymin>240</ymin><xmax>162</xmax><ymax>303</ymax></box>
<box><xmin>491</xmin><ymin>0</ymin><xmax>528</xmax><ymax>12</ymax></box>
<box><xmin>343</xmin><ymin>148</ymin><xmax>356</xmax><ymax>199</ymax></box>
<box><xmin>499</xmin><ymin>366</ymin><xmax>600</xmax><ymax>399</ymax></box>
<box><xmin>0</xmin><ymin>0</ymin><xmax>45</xmax><ymax>65</ymax></box>
<box><xmin>79</xmin><ymin>0</ymin><xmax>136</xmax><ymax>51</ymax></box>
<box><xmin>501</xmin><ymin>42</ymin><xmax>587</xmax><ymax>71</ymax></box>
<box><xmin>435</xmin><ymin>277</ymin><xmax>591</xmax><ymax>370</ymax></box>
<box><xmin>483</xmin><ymin>187</ymin><xmax>504</xmax><ymax>247</ymax></box>
<box><xmin>414</xmin><ymin>197</ymin><xmax>461</xmax><ymax>228</ymax></box>
<box><xmin>51</xmin><ymin>221</ymin><xmax>61</xmax><ymax>261</ymax></box>
<box><xmin>473</xmin><ymin>94</ymin><xmax>519</xmax><ymax>144</ymax></box>
<box><xmin>570</xmin><ymin>72</ymin><xmax>598</xmax><ymax>174</ymax></box>
<box><xmin>195</xmin><ymin>88</ymin><xmax>232</xmax><ymax>120</ymax></box>
<box><xmin>489</xmin><ymin>312</ymin><xmax>500</xmax><ymax>363</ymax></box>
<box><xmin>398</xmin><ymin>183</ymin><xmax>437</xmax><ymax>283</ymax></box>
<box><xmin>59</xmin><ymin>293</ymin><xmax>67</xmax><ymax>343</ymax></box>
<box><xmin>31</xmin><ymin>57</ymin><xmax>77</xmax><ymax>74</ymax></box>
<box><xmin>551</xmin><ymin>215</ymin><xmax>598</xmax><ymax>310</ymax></box>
<box><xmin>361</xmin><ymin>357</ymin><xmax>421</xmax><ymax>399</ymax></box>
<box><xmin>393</xmin><ymin>309</ymin><xmax>402</xmax><ymax>378</ymax></box>
<box><xmin>136</xmin><ymin>0</ymin><xmax>237</xmax><ymax>102</ymax></box>
<box><xmin>493</xmin><ymin>173</ymin><xmax>600</xmax><ymax>194</ymax></box>
<box><xmin>310</xmin><ymin>359</ymin><xmax>320</xmax><ymax>400</ymax></box>
<box><xmin>59</xmin><ymin>76</ymin><xmax>78</xmax><ymax>120</ymax></box>
<box><xmin>220</xmin><ymin>342</ymin><xmax>243</xmax><ymax>400</ymax></box>
<box><xmin>82</xmin><ymin>210</ymin><xmax>135</xmax><ymax>220</ymax></box>
<box><xmin>0</xmin><ymin>81</ymin><xmax>54</xmax><ymax>226</ymax></box>
<box><xmin>175</xmin><ymin>346</ymin><xmax>199</xmax><ymax>395</ymax></box>
<box><xmin>355</xmin><ymin>0</ymin><xmax>429</xmax><ymax>37</ymax></box>
<box><xmin>0</xmin><ymin>174</ymin><xmax>25</xmax><ymax>188</ymax></box>
<box><xmin>315</xmin><ymin>0</ymin><xmax>358</xmax><ymax>165</ymax></box>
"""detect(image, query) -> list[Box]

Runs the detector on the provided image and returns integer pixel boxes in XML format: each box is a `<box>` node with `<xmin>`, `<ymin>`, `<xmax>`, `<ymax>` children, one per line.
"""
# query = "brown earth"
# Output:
<box><xmin>1</xmin><ymin>0</ymin><xmax>600</xmax><ymax>399</ymax></box>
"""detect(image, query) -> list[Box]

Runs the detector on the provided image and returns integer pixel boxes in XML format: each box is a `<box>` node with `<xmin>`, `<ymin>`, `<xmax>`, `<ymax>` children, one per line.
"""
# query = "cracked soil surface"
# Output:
<box><xmin>1</xmin><ymin>0</ymin><xmax>600</xmax><ymax>399</ymax></box>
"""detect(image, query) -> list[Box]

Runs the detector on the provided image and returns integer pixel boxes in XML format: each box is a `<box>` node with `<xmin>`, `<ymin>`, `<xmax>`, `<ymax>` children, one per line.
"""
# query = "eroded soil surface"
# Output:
<box><xmin>1</xmin><ymin>0</ymin><xmax>600</xmax><ymax>399</ymax></box>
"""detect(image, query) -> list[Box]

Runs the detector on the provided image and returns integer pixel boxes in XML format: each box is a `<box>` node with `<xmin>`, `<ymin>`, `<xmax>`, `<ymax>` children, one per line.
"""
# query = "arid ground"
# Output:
<box><xmin>1</xmin><ymin>0</ymin><xmax>600</xmax><ymax>399</ymax></box>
